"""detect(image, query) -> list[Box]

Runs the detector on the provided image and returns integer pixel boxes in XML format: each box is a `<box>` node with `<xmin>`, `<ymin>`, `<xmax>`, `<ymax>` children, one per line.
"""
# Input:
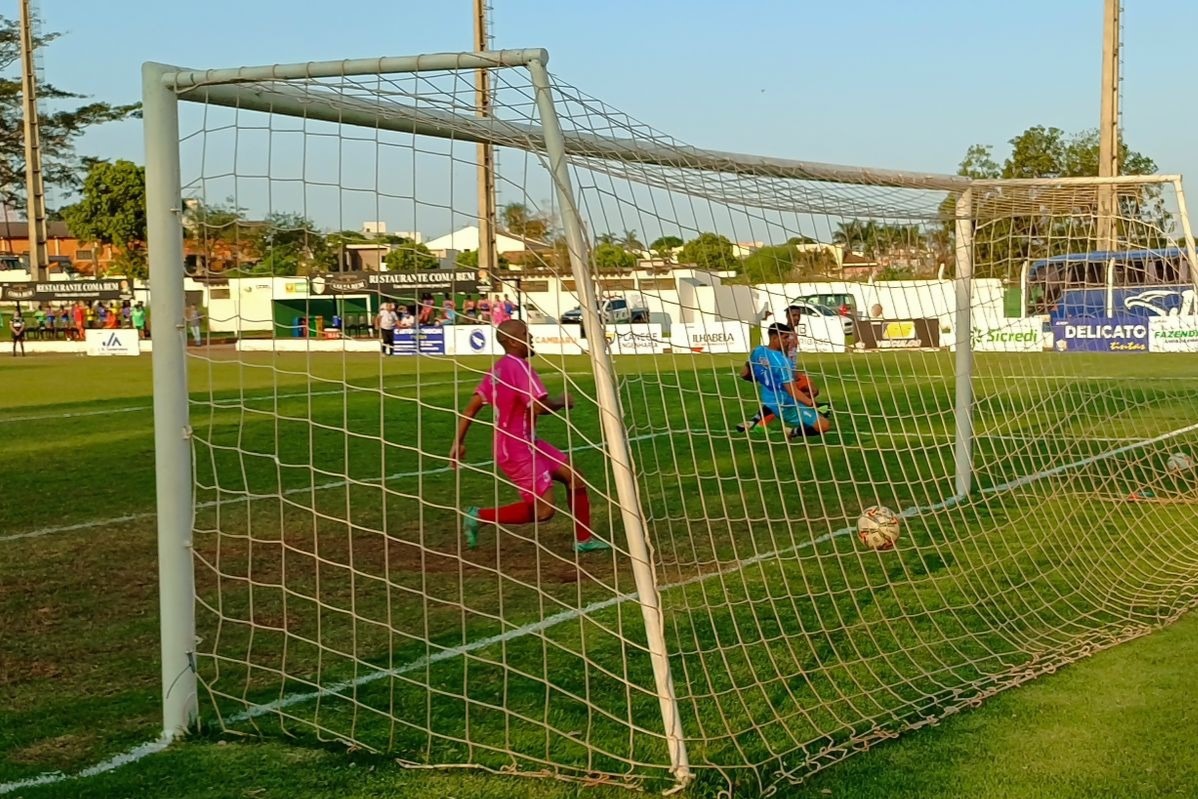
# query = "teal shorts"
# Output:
<box><xmin>766</xmin><ymin>403</ymin><xmax>820</xmax><ymax>429</ymax></box>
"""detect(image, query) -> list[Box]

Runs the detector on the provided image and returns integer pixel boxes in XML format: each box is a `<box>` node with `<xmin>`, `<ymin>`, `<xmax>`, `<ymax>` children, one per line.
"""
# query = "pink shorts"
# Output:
<box><xmin>498</xmin><ymin>440</ymin><xmax>569</xmax><ymax>502</ymax></box>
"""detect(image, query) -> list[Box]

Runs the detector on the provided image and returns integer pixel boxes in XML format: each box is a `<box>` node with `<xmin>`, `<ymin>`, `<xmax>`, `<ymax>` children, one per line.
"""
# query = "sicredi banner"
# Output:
<box><xmin>670</xmin><ymin>321</ymin><xmax>750</xmax><ymax>354</ymax></box>
<box><xmin>1052</xmin><ymin>318</ymin><xmax>1148</xmax><ymax>353</ymax></box>
<box><xmin>527</xmin><ymin>324</ymin><xmax>585</xmax><ymax>356</ymax></box>
<box><xmin>965</xmin><ymin>318</ymin><xmax>1043</xmax><ymax>352</ymax></box>
<box><xmin>1149</xmin><ymin>316</ymin><xmax>1198</xmax><ymax>352</ymax></box>
<box><xmin>85</xmin><ymin>328</ymin><xmax>140</xmax><ymax>356</ymax></box>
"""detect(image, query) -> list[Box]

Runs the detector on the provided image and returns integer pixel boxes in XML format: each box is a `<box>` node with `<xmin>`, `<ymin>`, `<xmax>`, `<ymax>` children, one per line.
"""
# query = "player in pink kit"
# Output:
<box><xmin>450</xmin><ymin>319</ymin><xmax>610</xmax><ymax>553</ymax></box>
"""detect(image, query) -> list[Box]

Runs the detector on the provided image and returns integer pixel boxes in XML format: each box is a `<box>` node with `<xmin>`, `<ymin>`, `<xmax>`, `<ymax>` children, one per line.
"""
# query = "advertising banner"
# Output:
<box><xmin>1052</xmin><ymin>318</ymin><xmax>1148</xmax><ymax>353</ymax></box>
<box><xmin>392</xmin><ymin>327</ymin><xmax>445</xmax><ymax>355</ymax></box>
<box><xmin>670</xmin><ymin>321</ymin><xmax>750</xmax><ymax>354</ymax></box>
<box><xmin>852</xmin><ymin>318</ymin><xmax>940</xmax><ymax>350</ymax></box>
<box><xmin>953</xmin><ymin>318</ymin><xmax>1044</xmax><ymax>352</ymax></box>
<box><xmin>1148</xmin><ymin>316</ymin><xmax>1198</xmax><ymax>353</ymax></box>
<box><xmin>85</xmin><ymin>328</ymin><xmax>140</xmax><ymax>356</ymax></box>
<box><xmin>528</xmin><ymin>324</ymin><xmax>585</xmax><ymax>356</ymax></box>
<box><xmin>309</xmin><ymin>269</ymin><xmax>480</xmax><ymax>297</ymax></box>
<box><xmin>2</xmin><ymin>279</ymin><xmax>135</xmax><ymax>302</ymax></box>
<box><xmin>452</xmin><ymin>325</ymin><xmax>502</xmax><ymax>356</ymax></box>
<box><xmin>600</xmin><ymin>324</ymin><xmax>667</xmax><ymax>355</ymax></box>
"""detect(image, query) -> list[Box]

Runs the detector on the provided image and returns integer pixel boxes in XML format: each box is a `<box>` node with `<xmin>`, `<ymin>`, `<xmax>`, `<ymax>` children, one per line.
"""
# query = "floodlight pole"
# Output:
<box><xmin>527</xmin><ymin>56</ymin><xmax>693</xmax><ymax>787</ymax></box>
<box><xmin>474</xmin><ymin>0</ymin><xmax>498</xmax><ymax>286</ymax></box>
<box><xmin>953</xmin><ymin>189</ymin><xmax>975</xmax><ymax>499</ymax></box>
<box><xmin>18</xmin><ymin>0</ymin><xmax>48</xmax><ymax>281</ymax></box>
<box><xmin>143</xmin><ymin>62</ymin><xmax>198</xmax><ymax>738</ymax></box>
<box><xmin>1097</xmin><ymin>0</ymin><xmax>1121</xmax><ymax>250</ymax></box>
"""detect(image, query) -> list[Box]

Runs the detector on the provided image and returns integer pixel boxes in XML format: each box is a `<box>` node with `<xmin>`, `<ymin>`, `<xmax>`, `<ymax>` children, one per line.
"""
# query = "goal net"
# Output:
<box><xmin>145</xmin><ymin>51</ymin><xmax>1198</xmax><ymax>795</ymax></box>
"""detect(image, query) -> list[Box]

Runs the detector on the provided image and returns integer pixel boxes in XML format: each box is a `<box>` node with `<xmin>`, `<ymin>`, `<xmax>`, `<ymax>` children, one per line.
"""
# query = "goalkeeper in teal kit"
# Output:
<box><xmin>741</xmin><ymin>323</ymin><xmax>831</xmax><ymax>438</ymax></box>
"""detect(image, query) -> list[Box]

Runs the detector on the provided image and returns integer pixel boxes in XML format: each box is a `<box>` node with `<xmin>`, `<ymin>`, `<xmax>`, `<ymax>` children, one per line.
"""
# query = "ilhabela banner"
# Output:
<box><xmin>1148</xmin><ymin>316</ymin><xmax>1198</xmax><ymax>352</ymax></box>
<box><xmin>670</xmin><ymin>321</ymin><xmax>750</xmax><ymax>354</ymax></box>
<box><xmin>1052</xmin><ymin>318</ymin><xmax>1149</xmax><ymax>353</ymax></box>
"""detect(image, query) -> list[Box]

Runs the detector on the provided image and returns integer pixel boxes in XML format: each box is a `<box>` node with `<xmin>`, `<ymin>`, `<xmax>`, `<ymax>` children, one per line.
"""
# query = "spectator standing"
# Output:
<box><xmin>463</xmin><ymin>294</ymin><xmax>477</xmax><ymax>323</ymax></box>
<box><xmin>419</xmin><ymin>293</ymin><xmax>436</xmax><ymax>326</ymax></box>
<box><xmin>477</xmin><ymin>295</ymin><xmax>492</xmax><ymax>325</ymax></box>
<box><xmin>72</xmin><ymin>302</ymin><xmax>86</xmax><ymax>341</ymax></box>
<box><xmin>132</xmin><ymin>302</ymin><xmax>147</xmax><ymax>339</ymax></box>
<box><xmin>441</xmin><ymin>293</ymin><xmax>456</xmax><ymax>325</ymax></box>
<box><xmin>490</xmin><ymin>294</ymin><xmax>509</xmax><ymax>327</ymax></box>
<box><xmin>10</xmin><ymin>311</ymin><xmax>26</xmax><ymax>357</ymax></box>
<box><xmin>376</xmin><ymin>302</ymin><xmax>398</xmax><ymax>355</ymax></box>
<box><xmin>185</xmin><ymin>304</ymin><xmax>202</xmax><ymax>345</ymax></box>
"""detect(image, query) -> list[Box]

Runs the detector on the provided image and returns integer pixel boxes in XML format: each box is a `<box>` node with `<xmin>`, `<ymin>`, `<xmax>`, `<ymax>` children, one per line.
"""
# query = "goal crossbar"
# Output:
<box><xmin>152</xmin><ymin>52</ymin><xmax>965</xmax><ymax>192</ymax></box>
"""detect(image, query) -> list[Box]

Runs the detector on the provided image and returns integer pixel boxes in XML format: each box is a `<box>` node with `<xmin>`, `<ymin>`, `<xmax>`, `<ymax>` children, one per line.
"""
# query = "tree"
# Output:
<box><xmin>939</xmin><ymin>126</ymin><xmax>1163</xmax><ymax>278</ymax></box>
<box><xmin>0</xmin><ymin>16</ymin><xmax>139</xmax><ymax>210</ymax></box>
<box><xmin>501</xmin><ymin>202</ymin><xmax>550</xmax><ymax>241</ymax></box>
<box><xmin>61</xmin><ymin>160</ymin><xmax>147</xmax><ymax>278</ymax></box>
<box><xmin>251</xmin><ymin>212</ymin><xmax>329</xmax><ymax>276</ymax></box>
<box><xmin>182</xmin><ymin>199</ymin><xmax>253</xmax><ymax>273</ymax></box>
<box><xmin>595</xmin><ymin>231</ymin><xmax>619</xmax><ymax>245</ymax></box>
<box><xmin>956</xmin><ymin>144</ymin><xmax>1001</xmax><ymax>180</ymax></box>
<box><xmin>593</xmin><ymin>241</ymin><xmax>636</xmax><ymax>271</ymax></box>
<box><xmin>738</xmin><ymin>244</ymin><xmax>837</xmax><ymax>284</ymax></box>
<box><xmin>619</xmin><ymin>229</ymin><xmax>645</xmax><ymax>252</ymax></box>
<box><xmin>384</xmin><ymin>240</ymin><xmax>438</xmax><ymax>272</ymax></box>
<box><xmin>679</xmin><ymin>233</ymin><xmax>738</xmax><ymax>271</ymax></box>
<box><xmin>650</xmin><ymin>235</ymin><xmax>683</xmax><ymax>262</ymax></box>
<box><xmin>739</xmin><ymin>245</ymin><xmax>796</xmax><ymax>284</ymax></box>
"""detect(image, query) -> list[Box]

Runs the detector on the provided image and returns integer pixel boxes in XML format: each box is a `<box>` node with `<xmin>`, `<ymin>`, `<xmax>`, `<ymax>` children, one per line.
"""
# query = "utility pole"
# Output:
<box><xmin>19</xmin><ymin>0</ymin><xmax>48</xmax><ymax>281</ymax></box>
<box><xmin>474</xmin><ymin>0</ymin><xmax>497</xmax><ymax>286</ymax></box>
<box><xmin>1097</xmin><ymin>0</ymin><xmax>1120</xmax><ymax>251</ymax></box>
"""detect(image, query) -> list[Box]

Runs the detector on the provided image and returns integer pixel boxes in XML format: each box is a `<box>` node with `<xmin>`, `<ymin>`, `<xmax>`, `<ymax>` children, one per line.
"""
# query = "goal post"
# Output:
<box><xmin>142</xmin><ymin>60</ymin><xmax>197</xmax><ymax>738</ymax></box>
<box><xmin>143</xmin><ymin>46</ymin><xmax>1198</xmax><ymax>795</ymax></box>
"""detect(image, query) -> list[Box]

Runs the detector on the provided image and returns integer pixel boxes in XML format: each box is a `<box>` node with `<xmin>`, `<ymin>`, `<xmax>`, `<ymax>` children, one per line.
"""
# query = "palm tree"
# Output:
<box><xmin>620</xmin><ymin>229</ymin><xmax>645</xmax><ymax>252</ymax></box>
<box><xmin>595</xmin><ymin>232</ymin><xmax>619</xmax><ymax>245</ymax></box>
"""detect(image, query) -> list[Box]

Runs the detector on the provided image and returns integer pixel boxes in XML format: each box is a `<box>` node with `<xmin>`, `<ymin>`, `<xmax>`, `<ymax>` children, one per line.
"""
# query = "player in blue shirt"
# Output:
<box><xmin>739</xmin><ymin>323</ymin><xmax>830</xmax><ymax>438</ymax></box>
<box><xmin>738</xmin><ymin>308</ymin><xmax>830</xmax><ymax>432</ymax></box>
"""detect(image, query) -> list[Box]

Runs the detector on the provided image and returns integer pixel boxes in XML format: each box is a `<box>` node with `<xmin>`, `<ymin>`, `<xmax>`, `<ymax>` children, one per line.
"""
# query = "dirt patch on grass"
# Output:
<box><xmin>6</xmin><ymin>731</ymin><xmax>102</xmax><ymax>769</ymax></box>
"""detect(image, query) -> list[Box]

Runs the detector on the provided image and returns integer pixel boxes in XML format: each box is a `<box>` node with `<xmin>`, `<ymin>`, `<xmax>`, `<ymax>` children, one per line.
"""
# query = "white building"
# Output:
<box><xmin>424</xmin><ymin>225</ymin><xmax>545</xmax><ymax>257</ymax></box>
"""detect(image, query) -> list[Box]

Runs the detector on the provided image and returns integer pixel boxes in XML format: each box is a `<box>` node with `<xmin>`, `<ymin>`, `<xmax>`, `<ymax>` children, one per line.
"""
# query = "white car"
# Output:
<box><xmin>782</xmin><ymin>300</ymin><xmax>855</xmax><ymax>337</ymax></box>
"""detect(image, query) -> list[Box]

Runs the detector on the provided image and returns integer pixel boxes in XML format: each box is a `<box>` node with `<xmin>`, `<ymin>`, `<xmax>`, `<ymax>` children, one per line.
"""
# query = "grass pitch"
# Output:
<box><xmin>2</xmin><ymin>348</ymin><xmax>1197</xmax><ymax>798</ymax></box>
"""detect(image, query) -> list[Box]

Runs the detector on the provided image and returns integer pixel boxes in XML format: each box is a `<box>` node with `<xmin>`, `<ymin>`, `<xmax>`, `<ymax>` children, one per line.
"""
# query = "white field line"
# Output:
<box><xmin>0</xmin><ymin>376</ymin><xmax>529</xmax><ymax>426</ymax></box>
<box><xmin>4</xmin><ymin>418</ymin><xmax>1196</xmax><ymax>794</ymax></box>
<box><xmin>0</xmin><ymin>430</ymin><xmax>664</xmax><ymax>544</ymax></box>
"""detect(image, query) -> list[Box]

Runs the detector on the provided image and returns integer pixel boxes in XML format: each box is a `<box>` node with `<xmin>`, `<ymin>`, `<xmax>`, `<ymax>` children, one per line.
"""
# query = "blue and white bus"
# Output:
<box><xmin>1024</xmin><ymin>247</ymin><xmax>1196</xmax><ymax>320</ymax></box>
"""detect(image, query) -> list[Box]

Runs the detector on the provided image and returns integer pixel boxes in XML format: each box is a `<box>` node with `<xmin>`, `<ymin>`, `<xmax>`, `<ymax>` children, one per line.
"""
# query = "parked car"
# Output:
<box><xmin>783</xmin><ymin>299</ymin><xmax>855</xmax><ymax>337</ymax></box>
<box><xmin>794</xmin><ymin>292</ymin><xmax>860</xmax><ymax>319</ymax></box>
<box><xmin>560</xmin><ymin>296</ymin><xmax>649</xmax><ymax>326</ymax></box>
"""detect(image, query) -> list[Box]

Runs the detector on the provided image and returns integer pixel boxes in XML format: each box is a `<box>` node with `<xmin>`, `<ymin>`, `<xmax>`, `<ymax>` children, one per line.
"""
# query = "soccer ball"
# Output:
<box><xmin>858</xmin><ymin>505</ymin><xmax>901</xmax><ymax>551</ymax></box>
<box><xmin>1166</xmin><ymin>452</ymin><xmax>1195</xmax><ymax>474</ymax></box>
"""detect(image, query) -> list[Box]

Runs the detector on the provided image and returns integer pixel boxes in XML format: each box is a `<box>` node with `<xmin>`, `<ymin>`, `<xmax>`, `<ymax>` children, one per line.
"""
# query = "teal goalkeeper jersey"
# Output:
<box><xmin>749</xmin><ymin>345</ymin><xmax>795</xmax><ymax>410</ymax></box>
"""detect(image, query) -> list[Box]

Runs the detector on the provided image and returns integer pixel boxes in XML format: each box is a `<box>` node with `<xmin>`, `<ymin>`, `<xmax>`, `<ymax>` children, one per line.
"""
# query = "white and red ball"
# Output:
<box><xmin>857</xmin><ymin>505</ymin><xmax>901</xmax><ymax>551</ymax></box>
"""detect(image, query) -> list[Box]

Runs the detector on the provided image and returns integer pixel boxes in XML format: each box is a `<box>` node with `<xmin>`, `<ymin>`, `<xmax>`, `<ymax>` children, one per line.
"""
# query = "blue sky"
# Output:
<box><xmin>32</xmin><ymin>0</ymin><xmax>1198</xmax><ymax>238</ymax></box>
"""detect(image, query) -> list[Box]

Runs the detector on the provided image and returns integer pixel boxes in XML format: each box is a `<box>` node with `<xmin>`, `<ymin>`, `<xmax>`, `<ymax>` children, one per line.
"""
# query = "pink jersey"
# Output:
<box><xmin>476</xmin><ymin>354</ymin><xmax>547</xmax><ymax>462</ymax></box>
<box><xmin>490</xmin><ymin>302</ymin><xmax>509</xmax><ymax>326</ymax></box>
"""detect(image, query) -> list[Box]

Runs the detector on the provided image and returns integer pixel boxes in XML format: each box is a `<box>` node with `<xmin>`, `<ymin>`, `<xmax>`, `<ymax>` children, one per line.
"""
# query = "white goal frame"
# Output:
<box><xmin>143</xmin><ymin>47</ymin><xmax>1198</xmax><ymax>788</ymax></box>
